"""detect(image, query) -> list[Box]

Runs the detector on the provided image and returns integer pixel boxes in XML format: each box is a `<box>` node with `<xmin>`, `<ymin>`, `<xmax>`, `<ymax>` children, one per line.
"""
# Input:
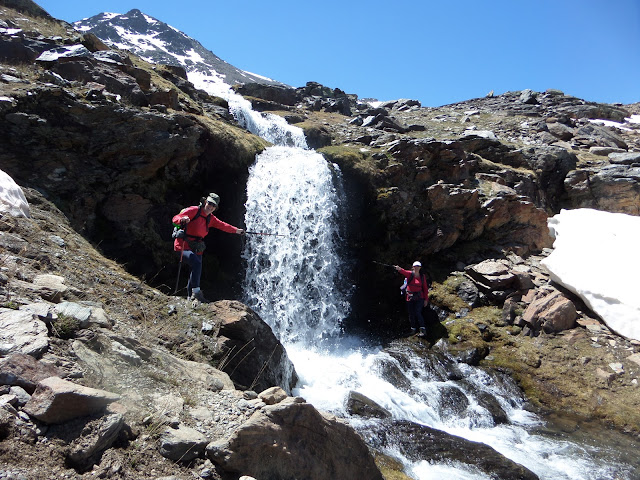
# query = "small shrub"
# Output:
<box><xmin>1</xmin><ymin>301</ymin><xmax>19</xmax><ymax>310</ymax></box>
<box><xmin>52</xmin><ymin>313</ymin><xmax>81</xmax><ymax>339</ymax></box>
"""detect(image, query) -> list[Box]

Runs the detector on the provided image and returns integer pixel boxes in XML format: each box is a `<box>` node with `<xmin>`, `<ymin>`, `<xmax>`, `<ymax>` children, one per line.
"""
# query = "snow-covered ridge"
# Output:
<box><xmin>73</xmin><ymin>10</ymin><xmax>285</xmax><ymax>91</ymax></box>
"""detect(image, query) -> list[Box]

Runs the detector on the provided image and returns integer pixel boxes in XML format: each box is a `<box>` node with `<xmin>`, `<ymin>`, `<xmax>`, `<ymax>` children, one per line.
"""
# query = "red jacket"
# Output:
<box><xmin>172</xmin><ymin>206</ymin><xmax>237</xmax><ymax>254</ymax></box>
<box><xmin>398</xmin><ymin>268</ymin><xmax>429</xmax><ymax>302</ymax></box>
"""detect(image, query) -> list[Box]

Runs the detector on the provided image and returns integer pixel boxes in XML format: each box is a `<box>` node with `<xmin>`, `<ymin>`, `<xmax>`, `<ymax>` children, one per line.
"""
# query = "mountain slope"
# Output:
<box><xmin>73</xmin><ymin>9</ymin><xmax>286</xmax><ymax>93</ymax></box>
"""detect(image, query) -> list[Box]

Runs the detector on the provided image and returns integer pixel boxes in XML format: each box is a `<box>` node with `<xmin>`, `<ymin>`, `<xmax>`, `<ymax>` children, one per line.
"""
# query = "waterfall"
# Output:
<box><xmin>206</xmin><ymin>83</ymin><xmax>636</xmax><ymax>480</ymax></box>
<box><xmin>242</xmin><ymin>145</ymin><xmax>348</xmax><ymax>344</ymax></box>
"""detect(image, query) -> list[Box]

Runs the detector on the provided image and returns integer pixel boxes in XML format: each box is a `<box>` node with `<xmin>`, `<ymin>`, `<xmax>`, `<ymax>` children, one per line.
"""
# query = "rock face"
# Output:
<box><xmin>564</xmin><ymin>165</ymin><xmax>640</xmax><ymax>215</ymax></box>
<box><xmin>206</xmin><ymin>398</ymin><xmax>384</xmax><ymax>480</ymax></box>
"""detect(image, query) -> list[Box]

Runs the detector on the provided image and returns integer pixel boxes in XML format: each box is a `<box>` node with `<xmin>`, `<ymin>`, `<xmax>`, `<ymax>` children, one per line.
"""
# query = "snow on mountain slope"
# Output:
<box><xmin>74</xmin><ymin>9</ymin><xmax>287</xmax><ymax>95</ymax></box>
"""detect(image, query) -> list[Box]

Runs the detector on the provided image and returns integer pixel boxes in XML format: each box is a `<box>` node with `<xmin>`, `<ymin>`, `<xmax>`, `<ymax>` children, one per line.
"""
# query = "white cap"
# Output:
<box><xmin>412</xmin><ymin>261</ymin><xmax>422</xmax><ymax>267</ymax></box>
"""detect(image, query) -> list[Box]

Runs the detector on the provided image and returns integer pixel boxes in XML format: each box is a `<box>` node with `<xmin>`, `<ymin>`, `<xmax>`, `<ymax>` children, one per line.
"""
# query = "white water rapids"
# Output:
<box><xmin>199</xmin><ymin>81</ymin><xmax>635</xmax><ymax>480</ymax></box>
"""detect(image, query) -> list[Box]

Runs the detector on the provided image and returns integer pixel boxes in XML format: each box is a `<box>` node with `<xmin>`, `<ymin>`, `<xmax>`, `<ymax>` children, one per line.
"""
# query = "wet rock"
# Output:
<box><xmin>475</xmin><ymin>390</ymin><xmax>509</xmax><ymax>425</ymax></box>
<box><xmin>423</xmin><ymin>351</ymin><xmax>464</xmax><ymax>381</ymax></box>
<box><xmin>457</xmin><ymin>280</ymin><xmax>481</xmax><ymax>307</ymax></box>
<box><xmin>371</xmin><ymin>420</ymin><xmax>538</xmax><ymax>480</ymax></box>
<box><xmin>437</xmin><ymin>385</ymin><xmax>469</xmax><ymax>417</ymax></box>
<box><xmin>373</xmin><ymin>355</ymin><xmax>413</xmax><ymax>392</ymax></box>
<box><xmin>347</xmin><ymin>391</ymin><xmax>391</xmax><ymax>419</ymax></box>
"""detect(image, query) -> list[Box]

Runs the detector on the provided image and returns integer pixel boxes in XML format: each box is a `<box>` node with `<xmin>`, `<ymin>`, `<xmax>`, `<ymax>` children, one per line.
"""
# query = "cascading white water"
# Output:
<box><xmin>242</xmin><ymin>145</ymin><xmax>348</xmax><ymax>344</ymax></box>
<box><xmin>206</xmin><ymin>83</ymin><xmax>636</xmax><ymax>480</ymax></box>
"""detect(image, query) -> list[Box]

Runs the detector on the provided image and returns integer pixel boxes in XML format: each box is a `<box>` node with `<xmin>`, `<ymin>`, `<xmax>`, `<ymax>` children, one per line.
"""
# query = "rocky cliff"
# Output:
<box><xmin>1</xmin><ymin>1</ymin><xmax>640</xmax><ymax>479</ymax></box>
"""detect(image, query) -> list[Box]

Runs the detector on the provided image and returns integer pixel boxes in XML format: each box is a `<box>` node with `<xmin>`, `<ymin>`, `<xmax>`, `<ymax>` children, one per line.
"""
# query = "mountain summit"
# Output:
<box><xmin>74</xmin><ymin>9</ymin><xmax>286</xmax><ymax>92</ymax></box>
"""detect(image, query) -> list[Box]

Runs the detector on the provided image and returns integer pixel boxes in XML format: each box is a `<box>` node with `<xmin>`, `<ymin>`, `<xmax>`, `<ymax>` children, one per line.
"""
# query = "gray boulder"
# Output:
<box><xmin>206</xmin><ymin>400</ymin><xmax>384</xmax><ymax>480</ymax></box>
<box><xmin>23</xmin><ymin>376</ymin><xmax>120</xmax><ymax>424</ymax></box>
<box><xmin>159</xmin><ymin>424</ymin><xmax>209</xmax><ymax>462</ymax></box>
<box><xmin>0</xmin><ymin>309</ymin><xmax>49</xmax><ymax>357</ymax></box>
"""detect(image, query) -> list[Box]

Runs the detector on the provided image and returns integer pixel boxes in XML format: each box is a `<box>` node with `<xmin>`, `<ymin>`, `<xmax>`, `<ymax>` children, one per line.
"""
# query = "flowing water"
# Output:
<box><xmin>203</xmin><ymin>83</ymin><xmax>637</xmax><ymax>480</ymax></box>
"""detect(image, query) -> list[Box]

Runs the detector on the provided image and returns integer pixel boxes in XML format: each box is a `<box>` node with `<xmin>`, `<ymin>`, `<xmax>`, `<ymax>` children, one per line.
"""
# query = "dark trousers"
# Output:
<box><xmin>407</xmin><ymin>297</ymin><xmax>425</xmax><ymax>329</ymax></box>
<box><xmin>180</xmin><ymin>250</ymin><xmax>202</xmax><ymax>295</ymax></box>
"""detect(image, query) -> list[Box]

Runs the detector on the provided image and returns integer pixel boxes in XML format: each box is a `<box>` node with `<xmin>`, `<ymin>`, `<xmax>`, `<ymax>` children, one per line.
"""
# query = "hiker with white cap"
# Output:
<box><xmin>172</xmin><ymin>193</ymin><xmax>244</xmax><ymax>303</ymax></box>
<box><xmin>394</xmin><ymin>261</ymin><xmax>429</xmax><ymax>337</ymax></box>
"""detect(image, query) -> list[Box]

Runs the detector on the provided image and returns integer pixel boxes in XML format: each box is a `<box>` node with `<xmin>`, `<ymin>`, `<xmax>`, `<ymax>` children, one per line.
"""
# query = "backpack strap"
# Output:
<box><xmin>184</xmin><ymin>207</ymin><xmax>212</xmax><ymax>241</ymax></box>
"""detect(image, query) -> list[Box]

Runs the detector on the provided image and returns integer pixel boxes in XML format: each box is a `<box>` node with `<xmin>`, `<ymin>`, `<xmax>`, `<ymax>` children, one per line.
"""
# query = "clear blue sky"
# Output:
<box><xmin>37</xmin><ymin>0</ymin><xmax>639</xmax><ymax>107</ymax></box>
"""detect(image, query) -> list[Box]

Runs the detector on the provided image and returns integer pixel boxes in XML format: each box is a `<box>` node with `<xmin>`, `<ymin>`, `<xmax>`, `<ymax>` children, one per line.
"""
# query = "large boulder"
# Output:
<box><xmin>206</xmin><ymin>399</ymin><xmax>384</xmax><ymax>480</ymax></box>
<box><xmin>159</xmin><ymin>424</ymin><xmax>209</xmax><ymax>462</ymax></box>
<box><xmin>212</xmin><ymin>300</ymin><xmax>298</xmax><ymax>394</ymax></box>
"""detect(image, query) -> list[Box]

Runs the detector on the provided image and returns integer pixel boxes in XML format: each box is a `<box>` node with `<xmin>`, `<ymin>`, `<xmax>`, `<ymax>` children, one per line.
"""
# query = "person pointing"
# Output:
<box><xmin>394</xmin><ymin>261</ymin><xmax>429</xmax><ymax>337</ymax></box>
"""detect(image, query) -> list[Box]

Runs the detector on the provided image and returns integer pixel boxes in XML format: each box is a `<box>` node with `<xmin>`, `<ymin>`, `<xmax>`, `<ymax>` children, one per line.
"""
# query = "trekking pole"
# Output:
<box><xmin>245</xmin><ymin>231</ymin><xmax>288</xmax><ymax>237</ymax></box>
<box><xmin>373</xmin><ymin>260</ymin><xmax>396</xmax><ymax>268</ymax></box>
<box><xmin>173</xmin><ymin>249</ymin><xmax>184</xmax><ymax>295</ymax></box>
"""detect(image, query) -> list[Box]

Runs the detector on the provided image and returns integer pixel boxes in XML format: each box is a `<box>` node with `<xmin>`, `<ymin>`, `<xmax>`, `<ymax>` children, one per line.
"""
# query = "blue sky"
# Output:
<box><xmin>37</xmin><ymin>0</ymin><xmax>639</xmax><ymax>107</ymax></box>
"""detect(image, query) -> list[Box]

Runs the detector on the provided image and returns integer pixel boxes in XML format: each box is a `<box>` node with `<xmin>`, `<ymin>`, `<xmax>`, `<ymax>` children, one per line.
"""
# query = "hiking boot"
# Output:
<box><xmin>409</xmin><ymin>328</ymin><xmax>417</xmax><ymax>336</ymax></box>
<box><xmin>191</xmin><ymin>290</ymin><xmax>210</xmax><ymax>303</ymax></box>
<box><xmin>418</xmin><ymin>327</ymin><xmax>426</xmax><ymax>337</ymax></box>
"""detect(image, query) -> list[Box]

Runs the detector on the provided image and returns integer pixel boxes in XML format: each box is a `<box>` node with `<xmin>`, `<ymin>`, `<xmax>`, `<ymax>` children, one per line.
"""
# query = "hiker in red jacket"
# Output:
<box><xmin>172</xmin><ymin>193</ymin><xmax>244</xmax><ymax>303</ymax></box>
<box><xmin>394</xmin><ymin>261</ymin><xmax>429</xmax><ymax>337</ymax></box>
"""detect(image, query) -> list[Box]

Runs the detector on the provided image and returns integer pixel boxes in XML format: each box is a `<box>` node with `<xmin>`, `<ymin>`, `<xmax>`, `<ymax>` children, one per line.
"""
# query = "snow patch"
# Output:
<box><xmin>541</xmin><ymin>209</ymin><xmax>640</xmax><ymax>341</ymax></box>
<box><xmin>0</xmin><ymin>169</ymin><xmax>30</xmax><ymax>218</ymax></box>
<box><xmin>588</xmin><ymin>118</ymin><xmax>633</xmax><ymax>132</ymax></box>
